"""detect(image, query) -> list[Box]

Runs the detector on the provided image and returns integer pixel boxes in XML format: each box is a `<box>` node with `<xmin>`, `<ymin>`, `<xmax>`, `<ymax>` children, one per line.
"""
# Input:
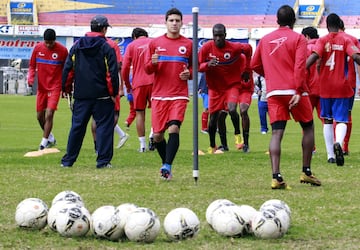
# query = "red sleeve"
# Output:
<box><xmin>27</xmin><ymin>44</ymin><xmax>38</xmax><ymax>85</ymax></box>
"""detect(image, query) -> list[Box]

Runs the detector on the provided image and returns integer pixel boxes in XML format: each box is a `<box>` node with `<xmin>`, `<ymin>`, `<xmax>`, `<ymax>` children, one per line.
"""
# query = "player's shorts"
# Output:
<box><xmin>133</xmin><ymin>85</ymin><xmax>152</xmax><ymax>110</ymax></box>
<box><xmin>114</xmin><ymin>95</ymin><xmax>120</xmax><ymax>111</ymax></box>
<box><xmin>200</xmin><ymin>93</ymin><xmax>208</xmax><ymax>109</ymax></box>
<box><xmin>151</xmin><ymin>99</ymin><xmax>188</xmax><ymax>133</ymax></box>
<box><xmin>267</xmin><ymin>95</ymin><xmax>313</xmax><ymax>124</ymax></box>
<box><xmin>320</xmin><ymin>97</ymin><xmax>350</xmax><ymax>123</ymax></box>
<box><xmin>348</xmin><ymin>88</ymin><xmax>355</xmax><ymax>111</ymax></box>
<box><xmin>238</xmin><ymin>90</ymin><xmax>252</xmax><ymax>106</ymax></box>
<box><xmin>208</xmin><ymin>87</ymin><xmax>237</xmax><ymax>114</ymax></box>
<box><xmin>36</xmin><ymin>90</ymin><xmax>61</xmax><ymax>112</ymax></box>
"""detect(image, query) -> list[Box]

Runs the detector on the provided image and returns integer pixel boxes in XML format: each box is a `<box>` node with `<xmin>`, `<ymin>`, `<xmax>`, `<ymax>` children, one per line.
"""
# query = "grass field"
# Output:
<box><xmin>1</xmin><ymin>94</ymin><xmax>360</xmax><ymax>249</ymax></box>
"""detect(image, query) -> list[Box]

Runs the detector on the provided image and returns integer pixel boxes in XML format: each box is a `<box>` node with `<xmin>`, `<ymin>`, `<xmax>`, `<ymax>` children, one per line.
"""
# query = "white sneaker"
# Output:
<box><xmin>116</xmin><ymin>133</ymin><xmax>129</xmax><ymax>148</ymax></box>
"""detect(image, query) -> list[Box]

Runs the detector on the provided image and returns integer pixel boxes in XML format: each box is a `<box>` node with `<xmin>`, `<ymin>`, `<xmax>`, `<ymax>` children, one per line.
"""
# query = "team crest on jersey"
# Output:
<box><xmin>52</xmin><ymin>53</ymin><xmax>58</xmax><ymax>59</ymax></box>
<box><xmin>178</xmin><ymin>46</ymin><xmax>187</xmax><ymax>54</ymax></box>
<box><xmin>224</xmin><ymin>52</ymin><xmax>231</xmax><ymax>60</ymax></box>
<box><xmin>325</xmin><ymin>42</ymin><xmax>331</xmax><ymax>52</ymax></box>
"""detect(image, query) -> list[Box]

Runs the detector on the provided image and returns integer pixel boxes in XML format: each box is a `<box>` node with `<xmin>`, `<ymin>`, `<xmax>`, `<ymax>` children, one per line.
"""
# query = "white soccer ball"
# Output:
<box><xmin>251</xmin><ymin>210</ymin><xmax>283</xmax><ymax>239</ymax></box>
<box><xmin>124</xmin><ymin>207</ymin><xmax>160</xmax><ymax>243</ymax></box>
<box><xmin>260</xmin><ymin>199</ymin><xmax>291</xmax><ymax>217</ymax></box>
<box><xmin>115</xmin><ymin>203</ymin><xmax>138</xmax><ymax>232</ymax></box>
<box><xmin>51</xmin><ymin>190</ymin><xmax>84</xmax><ymax>207</ymax></box>
<box><xmin>211</xmin><ymin>205</ymin><xmax>246</xmax><ymax>237</ymax></box>
<box><xmin>47</xmin><ymin>200</ymin><xmax>74</xmax><ymax>231</ymax></box>
<box><xmin>91</xmin><ymin>205</ymin><xmax>124</xmax><ymax>241</ymax></box>
<box><xmin>56</xmin><ymin>203</ymin><xmax>91</xmax><ymax>237</ymax></box>
<box><xmin>163</xmin><ymin>207</ymin><xmax>200</xmax><ymax>241</ymax></box>
<box><xmin>15</xmin><ymin>198</ymin><xmax>48</xmax><ymax>230</ymax></box>
<box><xmin>236</xmin><ymin>204</ymin><xmax>258</xmax><ymax>234</ymax></box>
<box><xmin>261</xmin><ymin>205</ymin><xmax>291</xmax><ymax>234</ymax></box>
<box><xmin>205</xmin><ymin>199</ymin><xmax>235</xmax><ymax>226</ymax></box>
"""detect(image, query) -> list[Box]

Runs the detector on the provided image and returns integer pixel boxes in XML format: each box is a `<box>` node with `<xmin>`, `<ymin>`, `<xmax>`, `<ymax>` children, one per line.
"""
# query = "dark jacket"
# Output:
<box><xmin>62</xmin><ymin>32</ymin><xmax>119</xmax><ymax>99</ymax></box>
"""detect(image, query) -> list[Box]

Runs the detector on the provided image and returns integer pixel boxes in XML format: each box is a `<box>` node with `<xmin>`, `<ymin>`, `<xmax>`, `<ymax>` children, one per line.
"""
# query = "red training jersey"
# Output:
<box><xmin>340</xmin><ymin>31</ymin><xmax>360</xmax><ymax>89</ymax></box>
<box><xmin>198</xmin><ymin>40</ymin><xmax>252</xmax><ymax>91</ymax></box>
<box><xmin>251</xmin><ymin>26</ymin><xmax>308</xmax><ymax>97</ymax></box>
<box><xmin>312</xmin><ymin>32</ymin><xmax>359</xmax><ymax>98</ymax></box>
<box><xmin>28</xmin><ymin>41</ymin><xmax>68</xmax><ymax>92</ymax></box>
<box><xmin>306</xmin><ymin>38</ymin><xmax>320</xmax><ymax>97</ymax></box>
<box><xmin>144</xmin><ymin>34</ymin><xmax>192</xmax><ymax>100</ymax></box>
<box><xmin>121</xmin><ymin>36</ymin><xmax>154</xmax><ymax>91</ymax></box>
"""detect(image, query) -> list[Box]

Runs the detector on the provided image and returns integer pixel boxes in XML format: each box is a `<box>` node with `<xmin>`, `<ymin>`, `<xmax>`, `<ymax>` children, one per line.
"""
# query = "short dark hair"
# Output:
<box><xmin>131</xmin><ymin>28</ymin><xmax>148</xmax><ymax>39</ymax></box>
<box><xmin>326</xmin><ymin>13</ymin><xmax>341</xmax><ymax>29</ymax></box>
<box><xmin>339</xmin><ymin>19</ymin><xmax>345</xmax><ymax>30</ymax></box>
<box><xmin>43</xmin><ymin>28</ymin><xmax>56</xmax><ymax>41</ymax></box>
<box><xmin>301</xmin><ymin>26</ymin><xmax>319</xmax><ymax>39</ymax></box>
<box><xmin>165</xmin><ymin>8</ymin><xmax>182</xmax><ymax>21</ymax></box>
<box><xmin>212</xmin><ymin>23</ymin><xmax>226</xmax><ymax>34</ymax></box>
<box><xmin>277</xmin><ymin>5</ymin><xmax>296</xmax><ymax>27</ymax></box>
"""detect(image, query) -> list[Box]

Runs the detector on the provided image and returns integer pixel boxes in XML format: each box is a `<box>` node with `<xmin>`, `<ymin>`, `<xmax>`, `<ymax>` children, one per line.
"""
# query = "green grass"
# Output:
<box><xmin>1</xmin><ymin>94</ymin><xmax>360</xmax><ymax>249</ymax></box>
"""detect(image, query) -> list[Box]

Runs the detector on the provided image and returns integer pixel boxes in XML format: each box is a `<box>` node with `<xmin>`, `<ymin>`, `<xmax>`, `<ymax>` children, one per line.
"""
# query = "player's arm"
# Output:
<box><xmin>27</xmin><ymin>47</ymin><xmax>37</xmax><ymax>86</ymax></box>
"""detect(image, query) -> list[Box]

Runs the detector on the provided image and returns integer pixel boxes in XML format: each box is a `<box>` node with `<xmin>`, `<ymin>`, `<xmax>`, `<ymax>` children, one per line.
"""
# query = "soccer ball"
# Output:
<box><xmin>205</xmin><ymin>199</ymin><xmax>235</xmax><ymax>226</ymax></box>
<box><xmin>115</xmin><ymin>203</ymin><xmax>138</xmax><ymax>233</ymax></box>
<box><xmin>56</xmin><ymin>203</ymin><xmax>91</xmax><ymax>237</ymax></box>
<box><xmin>124</xmin><ymin>207</ymin><xmax>160</xmax><ymax>243</ymax></box>
<box><xmin>163</xmin><ymin>207</ymin><xmax>200</xmax><ymax>241</ymax></box>
<box><xmin>251</xmin><ymin>210</ymin><xmax>283</xmax><ymax>239</ymax></box>
<box><xmin>236</xmin><ymin>204</ymin><xmax>258</xmax><ymax>234</ymax></box>
<box><xmin>260</xmin><ymin>199</ymin><xmax>291</xmax><ymax>217</ymax></box>
<box><xmin>15</xmin><ymin>198</ymin><xmax>48</xmax><ymax>230</ymax></box>
<box><xmin>260</xmin><ymin>205</ymin><xmax>291</xmax><ymax>234</ymax></box>
<box><xmin>211</xmin><ymin>205</ymin><xmax>246</xmax><ymax>237</ymax></box>
<box><xmin>51</xmin><ymin>190</ymin><xmax>84</xmax><ymax>206</ymax></box>
<box><xmin>47</xmin><ymin>200</ymin><xmax>74</xmax><ymax>231</ymax></box>
<box><xmin>91</xmin><ymin>205</ymin><xmax>124</xmax><ymax>241</ymax></box>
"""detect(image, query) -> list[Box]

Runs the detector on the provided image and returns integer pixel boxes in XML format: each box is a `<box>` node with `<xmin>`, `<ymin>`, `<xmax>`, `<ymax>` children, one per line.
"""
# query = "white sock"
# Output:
<box><xmin>139</xmin><ymin>136</ymin><xmax>146</xmax><ymax>149</ymax></box>
<box><xmin>48</xmin><ymin>133</ymin><xmax>55</xmax><ymax>142</ymax></box>
<box><xmin>114</xmin><ymin>124</ymin><xmax>126</xmax><ymax>138</ymax></box>
<box><xmin>149</xmin><ymin>127</ymin><xmax>154</xmax><ymax>139</ymax></box>
<box><xmin>335</xmin><ymin>123</ymin><xmax>347</xmax><ymax>145</ymax></box>
<box><xmin>323</xmin><ymin>124</ymin><xmax>334</xmax><ymax>159</ymax></box>
<box><xmin>40</xmin><ymin>138</ymin><xmax>48</xmax><ymax>147</ymax></box>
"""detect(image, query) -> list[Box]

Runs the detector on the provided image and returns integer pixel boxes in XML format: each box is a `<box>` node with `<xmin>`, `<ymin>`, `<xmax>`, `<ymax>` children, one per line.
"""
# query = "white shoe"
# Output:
<box><xmin>117</xmin><ymin>133</ymin><xmax>129</xmax><ymax>148</ymax></box>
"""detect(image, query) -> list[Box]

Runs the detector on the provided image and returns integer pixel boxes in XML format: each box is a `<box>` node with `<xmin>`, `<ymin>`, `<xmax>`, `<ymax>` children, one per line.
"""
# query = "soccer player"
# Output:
<box><xmin>27</xmin><ymin>28</ymin><xmax>69</xmax><ymax>150</ymax></box>
<box><xmin>302</xmin><ymin>26</ymin><xmax>321</xmax><ymax>154</ymax></box>
<box><xmin>198</xmin><ymin>23</ymin><xmax>252</xmax><ymax>154</ymax></box>
<box><xmin>144</xmin><ymin>8</ymin><xmax>192</xmax><ymax>180</ymax></box>
<box><xmin>306</xmin><ymin>13</ymin><xmax>360</xmax><ymax>166</ymax></box>
<box><xmin>61</xmin><ymin>15</ymin><xmax>119</xmax><ymax>168</ymax></box>
<box><xmin>254</xmin><ymin>74</ymin><xmax>269</xmax><ymax>134</ymax></box>
<box><xmin>198</xmin><ymin>73</ymin><xmax>209</xmax><ymax>134</ymax></box>
<box><xmin>251</xmin><ymin>5</ymin><xmax>321</xmax><ymax>189</ymax></box>
<box><xmin>338</xmin><ymin>19</ymin><xmax>360</xmax><ymax>155</ymax></box>
<box><xmin>122</xmin><ymin>27</ymin><xmax>154</xmax><ymax>152</ymax></box>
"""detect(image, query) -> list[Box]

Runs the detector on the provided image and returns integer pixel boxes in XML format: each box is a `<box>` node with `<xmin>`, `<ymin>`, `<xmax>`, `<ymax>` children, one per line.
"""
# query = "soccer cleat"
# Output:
<box><xmin>333</xmin><ymin>142</ymin><xmax>344</xmax><ymax>166</ymax></box>
<box><xmin>327</xmin><ymin>158</ymin><xmax>336</xmax><ymax>164</ymax></box>
<box><xmin>117</xmin><ymin>133</ymin><xmax>129</xmax><ymax>149</ymax></box>
<box><xmin>271</xmin><ymin>179</ymin><xmax>291</xmax><ymax>190</ymax></box>
<box><xmin>160</xmin><ymin>164</ymin><xmax>172</xmax><ymax>180</ymax></box>
<box><xmin>343</xmin><ymin>151</ymin><xmax>349</xmax><ymax>156</ymax></box>
<box><xmin>47</xmin><ymin>139</ymin><xmax>57</xmax><ymax>148</ymax></box>
<box><xmin>300</xmin><ymin>173</ymin><xmax>321</xmax><ymax>186</ymax></box>
<box><xmin>201</xmin><ymin>129</ymin><xmax>208</xmax><ymax>134</ymax></box>
<box><xmin>97</xmin><ymin>163</ymin><xmax>112</xmax><ymax>169</ymax></box>
<box><xmin>242</xmin><ymin>144</ymin><xmax>250</xmax><ymax>153</ymax></box>
<box><xmin>138</xmin><ymin>147</ymin><xmax>146</xmax><ymax>153</ymax></box>
<box><xmin>234</xmin><ymin>134</ymin><xmax>244</xmax><ymax>149</ymax></box>
<box><xmin>207</xmin><ymin>147</ymin><xmax>224</xmax><ymax>154</ymax></box>
<box><xmin>148</xmin><ymin>137</ymin><xmax>155</xmax><ymax>151</ymax></box>
<box><xmin>124</xmin><ymin>121</ymin><xmax>130</xmax><ymax>130</ymax></box>
<box><xmin>60</xmin><ymin>164</ymin><xmax>72</xmax><ymax>168</ymax></box>
<box><xmin>39</xmin><ymin>144</ymin><xmax>46</xmax><ymax>150</ymax></box>
<box><xmin>217</xmin><ymin>145</ymin><xmax>229</xmax><ymax>152</ymax></box>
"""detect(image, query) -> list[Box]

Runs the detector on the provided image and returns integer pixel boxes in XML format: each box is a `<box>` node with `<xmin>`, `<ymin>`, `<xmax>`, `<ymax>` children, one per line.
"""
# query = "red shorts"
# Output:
<box><xmin>151</xmin><ymin>99</ymin><xmax>188</xmax><ymax>133</ymax></box>
<box><xmin>133</xmin><ymin>85</ymin><xmax>152</xmax><ymax>110</ymax></box>
<box><xmin>36</xmin><ymin>90</ymin><xmax>61</xmax><ymax>112</ymax></box>
<box><xmin>208</xmin><ymin>86</ymin><xmax>238</xmax><ymax>114</ymax></box>
<box><xmin>238</xmin><ymin>90</ymin><xmax>252</xmax><ymax>106</ymax></box>
<box><xmin>267</xmin><ymin>95</ymin><xmax>313</xmax><ymax>124</ymax></box>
